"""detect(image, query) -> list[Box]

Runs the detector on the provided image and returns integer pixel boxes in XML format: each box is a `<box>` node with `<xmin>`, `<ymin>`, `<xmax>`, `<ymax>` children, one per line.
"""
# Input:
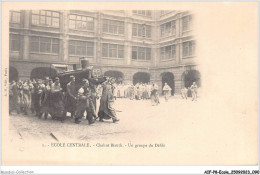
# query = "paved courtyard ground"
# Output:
<box><xmin>6</xmin><ymin>95</ymin><xmax>256</xmax><ymax>165</ymax></box>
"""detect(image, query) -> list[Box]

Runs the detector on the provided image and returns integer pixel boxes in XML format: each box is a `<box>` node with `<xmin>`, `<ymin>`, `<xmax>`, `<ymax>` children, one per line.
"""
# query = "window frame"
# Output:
<box><xmin>10</xmin><ymin>11</ymin><xmax>21</xmax><ymax>24</ymax></box>
<box><xmin>102</xmin><ymin>43</ymin><xmax>124</xmax><ymax>59</ymax></box>
<box><xmin>9</xmin><ymin>34</ymin><xmax>20</xmax><ymax>51</ymax></box>
<box><xmin>160</xmin><ymin>44</ymin><xmax>177</xmax><ymax>60</ymax></box>
<box><xmin>31</xmin><ymin>10</ymin><xmax>60</xmax><ymax>28</ymax></box>
<box><xmin>69</xmin><ymin>14</ymin><xmax>94</xmax><ymax>31</ymax></box>
<box><xmin>69</xmin><ymin>40</ymin><xmax>94</xmax><ymax>57</ymax></box>
<box><xmin>30</xmin><ymin>36</ymin><xmax>60</xmax><ymax>54</ymax></box>
<box><xmin>132</xmin><ymin>23</ymin><xmax>151</xmax><ymax>38</ymax></box>
<box><xmin>132</xmin><ymin>46</ymin><xmax>151</xmax><ymax>61</ymax></box>
<box><xmin>102</xmin><ymin>19</ymin><xmax>125</xmax><ymax>35</ymax></box>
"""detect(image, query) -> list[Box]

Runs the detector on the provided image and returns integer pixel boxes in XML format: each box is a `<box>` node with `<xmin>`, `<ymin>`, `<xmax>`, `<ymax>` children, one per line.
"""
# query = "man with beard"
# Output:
<box><xmin>66</xmin><ymin>75</ymin><xmax>77</xmax><ymax>118</ymax></box>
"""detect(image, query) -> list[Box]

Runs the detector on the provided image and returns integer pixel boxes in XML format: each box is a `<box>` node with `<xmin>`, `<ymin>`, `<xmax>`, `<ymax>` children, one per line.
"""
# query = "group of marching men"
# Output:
<box><xmin>9</xmin><ymin>76</ymin><xmax>120</xmax><ymax>124</ymax></box>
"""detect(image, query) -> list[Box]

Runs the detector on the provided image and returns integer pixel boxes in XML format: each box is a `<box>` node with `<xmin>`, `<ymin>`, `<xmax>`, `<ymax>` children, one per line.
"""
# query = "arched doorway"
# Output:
<box><xmin>181</xmin><ymin>70</ymin><xmax>201</xmax><ymax>97</ymax></box>
<box><xmin>104</xmin><ymin>70</ymin><xmax>124</xmax><ymax>83</ymax></box>
<box><xmin>161</xmin><ymin>72</ymin><xmax>175</xmax><ymax>95</ymax></box>
<box><xmin>9</xmin><ymin>66</ymin><xmax>19</xmax><ymax>82</ymax></box>
<box><xmin>30</xmin><ymin>67</ymin><xmax>57</xmax><ymax>80</ymax></box>
<box><xmin>133</xmin><ymin>72</ymin><xmax>150</xmax><ymax>85</ymax></box>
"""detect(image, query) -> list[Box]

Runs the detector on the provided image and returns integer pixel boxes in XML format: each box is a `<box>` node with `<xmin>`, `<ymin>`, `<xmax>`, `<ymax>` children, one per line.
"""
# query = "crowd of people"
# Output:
<box><xmin>9</xmin><ymin>76</ymin><xmax>198</xmax><ymax>124</ymax></box>
<box><xmin>9</xmin><ymin>76</ymin><xmax>120</xmax><ymax>124</ymax></box>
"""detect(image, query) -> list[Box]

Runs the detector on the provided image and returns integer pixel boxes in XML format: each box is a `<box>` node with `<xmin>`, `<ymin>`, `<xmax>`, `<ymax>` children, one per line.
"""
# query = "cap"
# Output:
<box><xmin>55</xmin><ymin>77</ymin><xmax>60</xmax><ymax>81</ymax></box>
<box><xmin>82</xmin><ymin>78</ymin><xmax>88</xmax><ymax>82</ymax></box>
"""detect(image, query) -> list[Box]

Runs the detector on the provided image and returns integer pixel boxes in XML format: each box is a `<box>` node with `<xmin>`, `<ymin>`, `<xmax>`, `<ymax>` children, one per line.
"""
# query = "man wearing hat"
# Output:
<box><xmin>66</xmin><ymin>75</ymin><xmax>77</xmax><ymax>119</ymax></box>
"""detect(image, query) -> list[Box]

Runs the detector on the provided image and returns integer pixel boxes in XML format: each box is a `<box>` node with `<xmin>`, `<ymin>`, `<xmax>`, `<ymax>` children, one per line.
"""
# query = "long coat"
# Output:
<box><xmin>98</xmin><ymin>83</ymin><xmax>117</xmax><ymax>120</ymax></box>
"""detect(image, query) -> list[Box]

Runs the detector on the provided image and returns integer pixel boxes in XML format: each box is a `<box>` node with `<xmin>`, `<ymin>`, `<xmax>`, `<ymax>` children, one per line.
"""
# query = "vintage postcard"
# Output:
<box><xmin>1</xmin><ymin>1</ymin><xmax>258</xmax><ymax>166</ymax></box>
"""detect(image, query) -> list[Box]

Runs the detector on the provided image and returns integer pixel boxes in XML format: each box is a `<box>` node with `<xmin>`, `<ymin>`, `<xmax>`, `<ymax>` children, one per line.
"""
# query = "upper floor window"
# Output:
<box><xmin>132</xmin><ymin>46</ymin><xmax>151</xmax><ymax>60</ymax></box>
<box><xmin>160</xmin><ymin>45</ymin><xmax>176</xmax><ymax>60</ymax></box>
<box><xmin>182</xmin><ymin>41</ymin><xmax>195</xmax><ymax>57</ymax></box>
<box><xmin>9</xmin><ymin>11</ymin><xmax>21</xmax><ymax>23</ymax></box>
<box><xmin>160</xmin><ymin>20</ymin><xmax>176</xmax><ymax>37</ymax></box>
<box><xmin>10</xmin><ymin>34</ymin><xmax>20</xmax><ymax>51</ymax></box>
<box><xmin>69</xmin><ymin>14</ymin><xmax>94</xmax><ymax>31</ymax></box>
<box><xmin>102</xmin><ymin>43</ymin><xmax>124</xmax><ymax>59</ymax></box>
<box><xmin>182</xmin><ymin>15</ymin><xmax>192</xmax><ymax>32</ymax></box>
<box><xmin>132</xmin><ymin>23</ymin><xmax>151</xmax><ymax>38</ymax></box>
<box><xmin>31</xmin><ymin>10</ymin><xmax>60</xmax><ymax>27</ymax></box>
<box><xmin>103</xmin><ymin>19</ymin><xmax>124</xmax><ymax>35</ymax></box>
<box><xmin>69</xmin><ymin>40</ymin><xmax>94</xmax><ymax>57</ymax></box>
<box><xmin>133</xmin><ymin>10</ymin><xmax>152</xmax><ymax>17</ymax></box>
<box><xmin>30</xmin><ymin>36</ymin><xmax>59</xmax><ymax>54</ymax></box>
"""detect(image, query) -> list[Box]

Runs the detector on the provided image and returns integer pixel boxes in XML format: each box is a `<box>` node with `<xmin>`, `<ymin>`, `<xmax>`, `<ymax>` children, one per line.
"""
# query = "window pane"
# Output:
<box><xmin>70</xmin><ymin>15</ymin><xmax>76</xmax><ymax>20</ymax></box>
<box><xmin>52</xmin><ymin>12</ymin><xmax>59</xmax><ymax>17</ymax></box>
<box><xmin>87</xmin><ymin>21</ymin><xmax>94</xmax><ymax>31</ymax></box>
<box><xmin>76</xmin><ymin>21</ymin><xmax>82</xmax><ymax>29</ymax></box>
<box><xmin>146</xmin><ymin>10</ymin><xmax>151</xmax><ymax>16</ymax></box>
<box><xmin>87</xmin><ymin>42</ymin><xmax>93</xmax><ymax>56</ymax></box>
<box><xmin>32</xmin><ymin>15</ymin><xmax>39</xmax><ymax>25</ymax></box>
<box><xmin>82</xmin><ymin>46</ymin><xmax>86</xmax><ymax>55</ymax></box>
<box><xmin>146</xmin><ymin>25</ymin><xmax>151</xmax><ymax>38</ymax></box>
<box><xmin>82</xmin><ymin>22</ymin><xmax>87</xmax><ymax>29</ymax></box>
<box><xmin>172</xmin><ymin>45</ymin><xmax>176</xmax><ymax>58</ymax></box>
<box><xmin>52</xmin><ymin>44</ymin><xmax>59</xmax><ymax>53</ymax></box>
<box><xmin>102</xmin><ymin>43</ymin><xmax>108</xmax><ymax>57</ymax></box>
<box><xmin>40</xmin><ymin>37</ymin><xmax>51</xmax><ymax>43</ymax></box>
<box><xmin>132</xmin><ymin>23</ymin><xmax>137</xmax><ymax>36</ymax></box>
<box><xmin>76</xmin><ymin>16</ymin><xmax>81</xmax><ymax>20</ymax></box>
<box><xmin>76</xmin><ymin>46</ymin><xmax>82</xmax><ymax>55</ymax></box>
<box><xmin>146</xmin><ymin>48</ymin><xmax>151</xmax><ymax>60</ymax></box>
<box><xmin>132</xmin><ymin>46</ymin><xmax>137</xmax><ymax>60</ymax></box>
<box><xmin>160</xmin><ymin>47</ymin><xmax>165</xmax><ymax>60</ymax></box>
<box><xmin>103</xmin><ymin>20</ymin><xmax>108</xmax><ymax>32</ymax></box>
<box><xmin>40</xmin><ymin>11</ymin><xmax>46</xmax><ymax>15</ymax></box>
<box><xmin>46</xmin><ymin>11</ymin><xmax>52</xmax><ymax>16</ymax></box>
<box><xmin>40</xmin><ymin>15</ymin><xmax>46</xmax><ymax>24</ymax></box>
<box><xmin>11</xmin><ymin>12</ymin><xmax>20</xmax><ymax>23</ymax></box>
<box><xmin>69</xmin><ymin>45</ymin><xmax>75</xmax><ymax>55</ymax></box>
<box><xmin>160</xmin><ymin>25</ymin><xmax>164</xmax><ymax>37</ymax></box>
<box><xmin>82</xmin><ymin>16</ymin><xmax>87</xmax><ymax>21</ymax></box>
<box><xmin>109</xmin><ymin>44</ymin><xmax>117</xmax><ymax>57</ymax></box>
<box><xmin>69</xmin><ymin>20</ymin><xmax>76</xmax><ymax>29</ymax></box>
<box><xmin>138</xmin><ymin>24</ymin><xmax>142</xmax><ymax>37</ymax></box>
<box><xmin>53</xmin><ymin>18</ymin><xmax>59</xmax><ymax>27</ymax></box>
<box><xmin>52</xmin><ymin>38</ymin><xmax>59</xmax><ymax>44</ymax></box>
<box><xmin>183</xmin><ymin>42</ymin><xmax>189</xmax><ymax>57</ymax></box>
<box><xmin>46</xmin><ymin>16</ymin><xmax>52</xmax><ymax>25</ymax></box>
<box><xmin>118</xmin><ymin>45</ymin><xmax>124</xmax><ymax>58</ymax></box>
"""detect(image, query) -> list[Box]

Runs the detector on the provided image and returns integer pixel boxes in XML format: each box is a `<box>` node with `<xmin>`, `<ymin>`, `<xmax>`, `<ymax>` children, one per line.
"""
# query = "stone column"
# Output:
<box><xmin>61</xmin><ymin>10</ymin><xmax>69</xmax><ymax>63</ymax></box>
<box><xmin>22</xmin><ymin>10</ymin><xmax>30</xmax><ymax>60</ymax></box>
<box><xmin>96</xmin><ymin>12</ymin><xmax>101</xmax><ymax>64</ymax></box>
<box><xmin>125</xmin><ymin>12</ymin><xmax>132</xmax><ymax>65</ymax></box>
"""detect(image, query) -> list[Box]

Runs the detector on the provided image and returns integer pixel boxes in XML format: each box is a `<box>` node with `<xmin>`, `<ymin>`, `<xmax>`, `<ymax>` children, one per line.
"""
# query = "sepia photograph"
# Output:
<box><xmin>1</xmin><ymin>1</ymin><xmax>258</xmax><ymax>171</ymax></box>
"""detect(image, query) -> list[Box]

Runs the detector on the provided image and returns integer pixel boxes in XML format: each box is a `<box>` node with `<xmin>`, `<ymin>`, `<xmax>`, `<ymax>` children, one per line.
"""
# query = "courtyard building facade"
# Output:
<box><xmin>9</xmin><ymin>10</ymin><xmax>200</xmax><ymax>94</ymax></box>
